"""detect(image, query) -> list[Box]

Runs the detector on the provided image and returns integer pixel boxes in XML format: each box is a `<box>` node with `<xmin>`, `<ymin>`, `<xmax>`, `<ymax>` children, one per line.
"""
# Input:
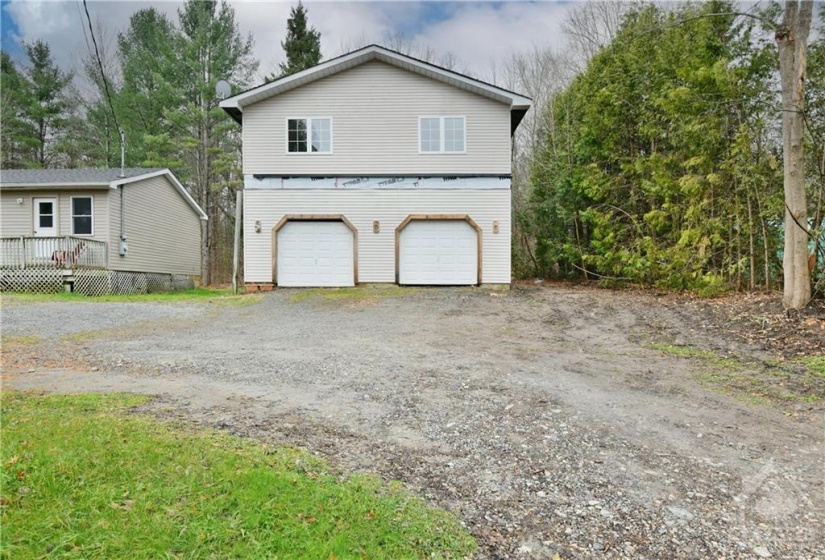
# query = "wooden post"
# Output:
<box><xmin>231</xmin><ymin>190</ymin><xmax>242</xmax><ymax>294</ymax></box>
<box><xmin>20</xmin><ymin>236</ymin><xmax>26</xmax><ymax>270</ymax></box>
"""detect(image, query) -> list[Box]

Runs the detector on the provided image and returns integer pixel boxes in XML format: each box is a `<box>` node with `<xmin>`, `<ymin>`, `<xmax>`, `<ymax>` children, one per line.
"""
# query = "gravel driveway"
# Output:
<box><xmin>2</xmin><ymin>287</ymin><xmax>822</xmax><ymax>559</ymax></box>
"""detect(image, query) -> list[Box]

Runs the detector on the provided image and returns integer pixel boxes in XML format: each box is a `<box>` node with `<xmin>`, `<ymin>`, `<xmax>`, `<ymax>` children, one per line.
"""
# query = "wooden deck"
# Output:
<box><xmin>0</xmin><ymin>236</ymin><xmax>108</xmax><ymax>270</ymax></box>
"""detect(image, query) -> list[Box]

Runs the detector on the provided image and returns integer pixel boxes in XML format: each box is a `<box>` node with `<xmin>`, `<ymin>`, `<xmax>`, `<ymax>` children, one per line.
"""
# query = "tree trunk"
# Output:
<box><xmin>747</xmin><ymin>192</ymin><xmax>756</xmax><ymax>291</ymax></box>
<box><xmin>776</xmin><ymin>0</ymin><xmax>813</xmax><ymax>308</ymax></box>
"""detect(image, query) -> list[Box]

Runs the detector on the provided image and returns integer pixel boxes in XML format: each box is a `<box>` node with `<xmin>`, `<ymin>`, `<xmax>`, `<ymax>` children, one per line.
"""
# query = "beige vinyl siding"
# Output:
<box><xmin>0</xmin><ymin>189</ymin><xmax>109</xmax><ymax>243</ymax></box>
<box><xmin>244</xmin><ymin>189</ymin><xmax>511</xmax><ymax>284</ymax></box>
<box><xmin>108</xmin><ymin>175</ymin><xmax>201</xmax><ymax>276</ymax></box>
<box><xmin>242</xmin><ymin>60</ymin><xmax>512</xmax><ymax>175</ymax></box>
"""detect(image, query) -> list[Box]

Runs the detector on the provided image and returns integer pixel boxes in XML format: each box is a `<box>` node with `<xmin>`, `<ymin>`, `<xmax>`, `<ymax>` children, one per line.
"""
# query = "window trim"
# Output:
<box><xmin>285</xmin><ymin>117</ymin><xmax>334</xmax><ymax>155</ymax></box>
<box><xmin>418</xmin><ymin>116</ymin><xmax>466</xmax><ymax>155</ymax></box>
<box><xmin>70</xmin><ymin>195</ymin><xmax>94</xmax><ymax>236</ymax></box>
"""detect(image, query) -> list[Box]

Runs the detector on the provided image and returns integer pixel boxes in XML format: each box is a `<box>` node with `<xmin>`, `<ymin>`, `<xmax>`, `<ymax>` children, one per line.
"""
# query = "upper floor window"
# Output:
<box><xmin>419</xmin><ymin>116</ymin><xmax>465</xmax><ymax>154</ymax></box>
<box><xmin>287</xmin><ymin>117</ymin><xmax>332</xmax><ymax>153</ymax></box>
<box><xmin>71</xmin><ymin>196</ymin><xmax>93</xmax><ymax>235</ymax></box>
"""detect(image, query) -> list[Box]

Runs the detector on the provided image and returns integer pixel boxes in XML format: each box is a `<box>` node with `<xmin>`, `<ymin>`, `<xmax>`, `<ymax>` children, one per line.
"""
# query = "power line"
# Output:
<box><xmin>74</xmin><ymin>0</ymin><xmax>92</xmax><ymax>57</ymax></box>
<box><xmin>82</xmin><ymin>0</ymin><xmax>121</xmax><ymax>139</ymax></box>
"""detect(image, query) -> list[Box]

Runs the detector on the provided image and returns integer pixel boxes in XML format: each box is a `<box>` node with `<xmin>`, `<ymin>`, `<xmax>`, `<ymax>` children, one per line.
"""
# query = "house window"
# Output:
<box><xmin>419</xmin><ymin>116</ymin><xmax>465</xmax><ymax>153</ymax></box>
<box><xmin>71</xmin><ymin>196</ymin><xmax>93</xmax><ymax>235</ymax></box>
<box><xmin>287</xmin><ymin>117</ymin><xmax>332</xmax><ymax>153</ymax></box>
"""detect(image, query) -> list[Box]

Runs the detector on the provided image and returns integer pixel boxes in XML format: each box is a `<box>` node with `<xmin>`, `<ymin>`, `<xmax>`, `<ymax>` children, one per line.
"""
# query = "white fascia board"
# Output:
<box><xmin>106</xmin><ymin>168</ymin><xmax>168</xmax><ymax>187</ymax></box>
<box><xmin>221</xmin><ymin>45</ymin><xmax>532</xmax><ymax>113</ymax></box>
<box><xmin>110</xmin><ymin>169</ymin><xmax>209</xmax><ymax>221</ymax></box>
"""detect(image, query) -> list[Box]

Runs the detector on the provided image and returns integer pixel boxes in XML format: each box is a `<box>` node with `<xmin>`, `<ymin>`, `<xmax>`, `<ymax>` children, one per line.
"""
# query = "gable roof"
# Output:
<box><xmin>0</xmin><ymin>168</ymin><xmax>164</xmax><ymax>186</ymax></box>
<box><xmin>220</xmin><ymin>44</ymin><xmax>532</xmax><ymax>134</ymax></box>
<box><xmin>0</xmin><ymin>168</ymin><xmax>208</xmax><ymax>221</ymax></box>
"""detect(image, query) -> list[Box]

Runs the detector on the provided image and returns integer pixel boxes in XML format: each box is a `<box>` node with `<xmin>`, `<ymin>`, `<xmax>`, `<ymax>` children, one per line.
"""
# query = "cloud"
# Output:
<box><xmin>3</xmin><ymin>0</ymin><xmax>573</xmax><ymax>85</ymax></box>
<box><xmin>3</xmin><ymin>0</ymin><xmax>180</xmax><ymax>76</ymax></box>
<box><xmin>235</xmin><ymin>1</ymin><xmax>401</xmax><ymax>78</ymax></box>
<box><xmin>414</xmin><ymin>1</ymin><xmax>569</xmax><ymax>78</ymax></box>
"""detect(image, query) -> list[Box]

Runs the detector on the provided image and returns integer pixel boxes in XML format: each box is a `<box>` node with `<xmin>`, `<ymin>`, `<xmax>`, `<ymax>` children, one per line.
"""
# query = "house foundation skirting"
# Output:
<box><xmin>0</xmin><ymin>269</ymin><xmax>194</xmax><ymax>296</ymax></box>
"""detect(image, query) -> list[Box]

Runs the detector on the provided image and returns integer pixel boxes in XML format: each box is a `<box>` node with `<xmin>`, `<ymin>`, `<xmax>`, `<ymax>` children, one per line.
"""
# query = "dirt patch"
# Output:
<box><xmin>668</xmin><ymin>291</ymin><xmax>825</xmax><ymax>358</ymax></box>
<box><xmin>2</xmin><ymin>286</ymin><xmax>823</xmax><ymax>559</ymax></box>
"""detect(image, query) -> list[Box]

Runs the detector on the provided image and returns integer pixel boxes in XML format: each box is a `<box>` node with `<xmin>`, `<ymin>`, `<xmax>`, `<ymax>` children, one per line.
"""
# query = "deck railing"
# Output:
<box><xmin>0</xmin><ymin>236</ymin><xmax>108</xmax><ymax>270</ymax></box>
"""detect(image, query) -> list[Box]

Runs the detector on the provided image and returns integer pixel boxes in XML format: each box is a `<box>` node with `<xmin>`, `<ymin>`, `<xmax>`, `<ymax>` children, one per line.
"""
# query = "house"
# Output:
<box><xmin>0</xmin><ymin>168</ymin><xmax>207</xmax><ymax>295</ymax></box>
<box><xmin>220</xmin><ymin>45</ymin><xmax>531</xmax><ymax>289</ymax></box>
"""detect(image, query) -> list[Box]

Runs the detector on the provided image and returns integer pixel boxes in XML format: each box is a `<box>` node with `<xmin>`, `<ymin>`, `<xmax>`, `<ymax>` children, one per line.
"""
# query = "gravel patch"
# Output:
<box><xmin>1</xmin><ymin>300</ymin><xmax>207</xmax><ymax>339</ymax></box>
<box><xmin>4</xmin><ymin>286</ymin><xmax>823</xmax><ymax>559</ymax></box>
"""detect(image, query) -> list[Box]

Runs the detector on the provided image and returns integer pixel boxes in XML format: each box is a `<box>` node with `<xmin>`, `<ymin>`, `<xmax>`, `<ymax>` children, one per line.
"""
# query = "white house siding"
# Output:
<box><xmin>244</xmin><ymin>188</ymin><xmax>511</xmax><ymax>284</ymax></box>
<box><xmin>108</xmin><ymin>175</ymin><xmax>201</xmax><ymax>276</ymax></box>
<box><xmin>242</xmin><ymin>60</ymin><xmax>512</xmax><ymax>176</ymax></box>
<box><xmin>0</xmin><ymin>188</ymin><xmax>109</xmax><ymax>243</ymax></box>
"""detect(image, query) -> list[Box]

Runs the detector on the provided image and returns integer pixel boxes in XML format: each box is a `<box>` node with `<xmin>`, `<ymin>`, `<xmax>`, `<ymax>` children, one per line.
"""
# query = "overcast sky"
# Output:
<box><xmin>1</xmin><ymin>0</ymin><xmax>573</xmax><ymax>85</ymax></box>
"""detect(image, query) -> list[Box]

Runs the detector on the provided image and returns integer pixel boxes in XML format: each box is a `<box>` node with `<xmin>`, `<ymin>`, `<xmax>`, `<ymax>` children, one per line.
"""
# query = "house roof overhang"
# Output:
<box><xmin>220</xmin><ymin>45</ymin><xmax>532</xmax><ymax>135</ymax></box>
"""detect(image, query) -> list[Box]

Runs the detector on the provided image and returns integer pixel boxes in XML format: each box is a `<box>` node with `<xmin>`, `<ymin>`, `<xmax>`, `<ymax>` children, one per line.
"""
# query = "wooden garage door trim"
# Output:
<box><xmin>272</xmin><ymin>214</ymin><xmax>358</xmax><ymax>285</ymax></box>
<box><xmin>395</xmin><ymin>214</ymin><xmax>482</xmax><ymax>285</ymax></box>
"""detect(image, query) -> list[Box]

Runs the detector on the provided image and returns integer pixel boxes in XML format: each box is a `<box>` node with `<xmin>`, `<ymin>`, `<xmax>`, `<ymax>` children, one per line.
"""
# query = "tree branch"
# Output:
<box><xmin>640</xmin><ymin>11</ymin><xmax>776</xmax><ymax>35</ymax></box>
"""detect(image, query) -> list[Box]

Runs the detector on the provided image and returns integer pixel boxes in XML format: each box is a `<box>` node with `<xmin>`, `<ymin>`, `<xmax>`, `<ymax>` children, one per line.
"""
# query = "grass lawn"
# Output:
<box><xmin>0</xmin><ymin>392</ymin><xmax>475</xmax><ymax>559</ymax></box>
<box><xmin>647</xmin><ymin>342</ymin><xmax>825</xmax><ymax>406</ymax></box>
<box><xmin>289</xmin><ymin>286</ymin><xmax>421</xmax><ymax>303</ymax></box>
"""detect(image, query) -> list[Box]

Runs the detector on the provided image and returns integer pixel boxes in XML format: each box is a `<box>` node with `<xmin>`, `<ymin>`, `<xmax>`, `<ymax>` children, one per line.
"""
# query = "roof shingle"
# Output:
<box><xmin>0</xmin><ymin>168</ymin><xmax>165</xmax><ymax>186</ymax></box>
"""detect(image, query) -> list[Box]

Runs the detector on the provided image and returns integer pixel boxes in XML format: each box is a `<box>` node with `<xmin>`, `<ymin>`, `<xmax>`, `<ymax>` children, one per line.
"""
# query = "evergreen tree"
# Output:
<box><xmin>174</xmin><ymin>0</ymin><xmax>256</xmax><ymax>284</ymax></box>
<box><xmin>527</xmin><ymin>1</ymin><xmax>783</xmax><ymax>293</ymax></box>
<box><xmin>23</xmin><ymin>40</ymin><xmax>73</xmax><ymax>167</ymax></box>
<box><xmin>0</xmin><ymin>51</ymin><xmax>36</xmax><ymax>168</ymax></box>
<box><xmin>117</xmin><ymin>8</ymin><xmax>185</xmax><ymax>170</ymax></box>
<box><xmin>277</xmin><ymin>1</ymin><xmax>321</xmax><ymax>79</ymax></box>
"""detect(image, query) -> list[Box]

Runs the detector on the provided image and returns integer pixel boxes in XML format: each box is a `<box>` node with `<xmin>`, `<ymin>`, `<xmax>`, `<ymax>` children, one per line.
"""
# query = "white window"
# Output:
<box><xmin>71</xmin><ymin>196</ymin><xmax>93</xmax><ymax>235</ymax></box>
<box><xmin>287</xmin><ymin>117</ymin><xmax>332</xmax><ymax>153</ymax></box>
<box><xmin>419</xmin><ymin>116</ymin><xmax>465</xmax><ymax>154</ymax></box>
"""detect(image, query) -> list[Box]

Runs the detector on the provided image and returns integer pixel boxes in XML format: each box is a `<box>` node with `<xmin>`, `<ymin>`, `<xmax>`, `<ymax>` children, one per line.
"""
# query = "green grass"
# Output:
<box><xmin>0</xmin><ymin>335</ymin><xmax>41</xmax><ymax>347</ymax></box>
<box><xmin>0</xmin><ymin>288</ymin><xmax>259</xmax><ymax>306</ymax></box>
<box><xmin>797</xmin><ymin>356</ymin><xmax>825</xmax><ymax>377</ymax></box>
<box><xmin>646</xmin><ymin>342</ymin><xmax>824</xmax><ymax>406</ymax></box>
<box><xmin>0</xmin><ymin>392</ymin><xmax>475</xmax><ymax>559</ymax></box>
<box><xmin>290</xmin><ymin>286</ymin><xmax>421</xmax><ymax>303</ymax></box>
<box><xmin>646</xmin><ymin>343</ymin><xmax>740</xmax><ymax>368</ymax></box>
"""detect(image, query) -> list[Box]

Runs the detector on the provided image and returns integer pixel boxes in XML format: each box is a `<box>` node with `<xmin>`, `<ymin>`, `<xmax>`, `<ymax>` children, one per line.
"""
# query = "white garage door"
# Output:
<box><xmin>399</xmin><ymin>220</ymin><xmax>478</xmax><ymax>285</ymax></box>
<box><xmin>277</xmin><ymin>221</ymin><xmax>354</xmax><ymax>287</ymax></box>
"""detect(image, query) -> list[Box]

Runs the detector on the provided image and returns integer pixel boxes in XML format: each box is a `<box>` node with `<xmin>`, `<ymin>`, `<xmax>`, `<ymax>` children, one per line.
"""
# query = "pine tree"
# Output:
<box><xmin>0</xmin><ymin>51</ymin><xmax>36</xmax><ymax>168</ymax></box>
<box><xmin>277</xmin><ymin>2</ymin><xmax>321</xmax><ymax>79</ymax></box>
<box><xmin>175</xmin><ymin>0</ymin><xmax>256</xmax><ymax>284</ymax></box>
<box><xmin>23</xmin><ymin>40</ymin><xmax>73</xmax><ymax>167</ymax></box>
<box><xmin>8</xmin><ymin>40</ymin><xmax>73</xmax><ymax>167</ymax></box>
<box><xmin>117</xmin><ymin>8</ymin><xmax>184</xmax><ymax>170</ymax></box>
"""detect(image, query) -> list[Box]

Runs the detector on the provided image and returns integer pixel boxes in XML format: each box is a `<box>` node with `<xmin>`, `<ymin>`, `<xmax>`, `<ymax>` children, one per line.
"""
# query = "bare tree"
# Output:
<box><xmin>562</xmin><ymin>1</ymin><xmax>633</xmax><ymax>71</ymax></box>
<box><xmin>777</xmin><ymin>0</ymin><xmax>814</xmax><ymax>308</ymax></box>
<box><xmin>485</xmin><ymin>47</ymin><xmax>574</xmax><ymax>276</ymax></box>
<box><xmin>337</xmin><ymin>32</ymin><xmax>373</xmax><ymax>56</ymax></box>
